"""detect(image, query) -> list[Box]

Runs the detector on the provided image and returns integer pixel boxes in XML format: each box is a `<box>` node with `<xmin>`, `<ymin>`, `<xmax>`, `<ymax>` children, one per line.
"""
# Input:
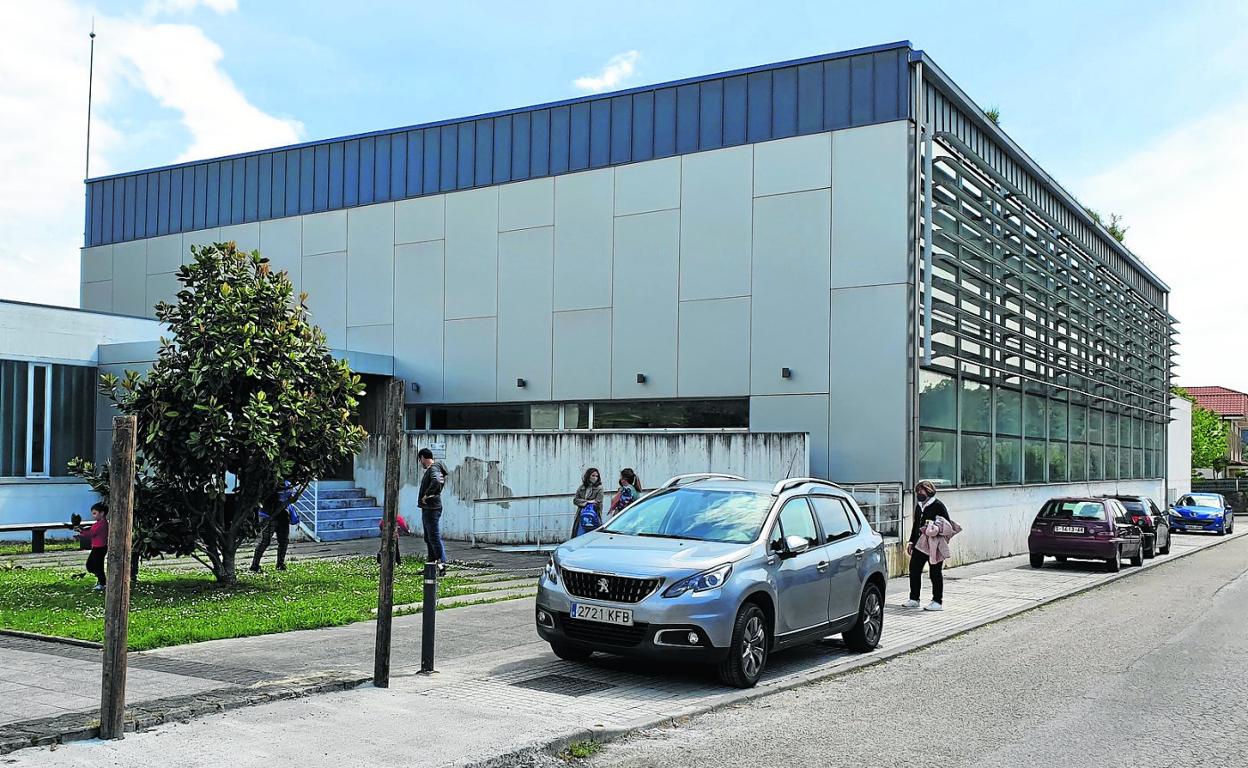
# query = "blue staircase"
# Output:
<box><xmin>313</xmin><ymin>481</ymin><xmax>384</xmax><ymax>542</ymax></box>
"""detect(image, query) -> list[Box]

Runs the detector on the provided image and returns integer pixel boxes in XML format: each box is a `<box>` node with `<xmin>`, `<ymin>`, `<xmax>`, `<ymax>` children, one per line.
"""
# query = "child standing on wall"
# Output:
<box><xmin>77</xmin><ymin>502</ymin><xmax>109</xmax><ymax>591</ymax></box>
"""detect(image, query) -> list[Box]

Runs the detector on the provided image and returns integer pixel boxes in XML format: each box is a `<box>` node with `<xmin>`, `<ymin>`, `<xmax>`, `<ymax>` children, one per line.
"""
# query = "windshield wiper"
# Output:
<box><xmin>634</xmin><ymin>532</ymin><xmax>693</xmax><ymax>540</ymax></box>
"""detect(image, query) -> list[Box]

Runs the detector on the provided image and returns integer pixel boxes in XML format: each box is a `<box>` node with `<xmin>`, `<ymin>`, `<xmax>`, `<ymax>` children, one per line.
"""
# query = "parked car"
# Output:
<box><xmin>1102</xmin><ymin>494</ymin><xmax>1171</xmax><ymax>557</ymax></box>
<box><xmin>535</xmin><ymin>474</ymin><xmax>889</xmax><ymax>688</ymax></box>
<box><xmin>1028</xmin><ymin>497</ymin><xmax>1144</xmax><ymax>572</ymax></box>
<box><xmin>1169</xmin><ymin>493</ymin><xmax>1235</xmax><ymax>536</ymax></box>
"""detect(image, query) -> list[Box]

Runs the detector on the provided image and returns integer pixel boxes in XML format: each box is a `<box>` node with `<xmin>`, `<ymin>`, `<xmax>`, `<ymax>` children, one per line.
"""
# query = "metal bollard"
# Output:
<box><xmin>420</xmin><ymin>561</ymin><xmax>437</xmax><ymax>673</ymax></box>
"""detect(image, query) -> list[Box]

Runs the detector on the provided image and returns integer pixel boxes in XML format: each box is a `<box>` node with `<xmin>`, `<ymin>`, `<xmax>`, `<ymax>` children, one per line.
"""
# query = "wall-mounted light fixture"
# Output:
<box><xmin>636</xmin><ymin>373</ymin><xmax>647</xmax><ymax>384</ymax></box>
<box><xmin>516</xmin><ymin>378</ymin><xmax>527</xmax><ymax>388</ymax></box>
<box><xmin>410</xmin><ymin>382</ymin><xmax>421</xmax><ymax>393</ymax></box>
<box><xmin>781</xmin><ymin>367</ymin><xmax>792</xmax><ymax>379</ymax></box>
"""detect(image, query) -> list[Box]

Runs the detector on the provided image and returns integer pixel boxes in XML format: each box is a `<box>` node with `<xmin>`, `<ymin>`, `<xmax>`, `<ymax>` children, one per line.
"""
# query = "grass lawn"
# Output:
<box><xmin>0</xmin><ymin>557</ymin><xmax>485</xmax><ymax>651</ymax></box>
<box><xmin>0</xmin><ymin>540</ymin><xmax>80</xmax><ymax>556</ymax></box>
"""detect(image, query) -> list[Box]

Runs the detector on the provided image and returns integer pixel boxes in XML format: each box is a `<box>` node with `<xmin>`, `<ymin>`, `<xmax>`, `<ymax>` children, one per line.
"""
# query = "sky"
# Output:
<box><xmin>1</xmin><ymin>0</ymin><xmax>1246</xmax><ymax>388</ymax></box>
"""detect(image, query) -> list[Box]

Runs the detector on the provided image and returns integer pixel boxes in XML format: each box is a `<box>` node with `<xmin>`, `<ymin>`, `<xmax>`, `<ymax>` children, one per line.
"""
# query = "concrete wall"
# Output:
<box><xmin>1167</xmin><ymin>395</ymin><xmax>1192</xmax><ymax>502</ymax></box>
<box><xmin>84</xmin><ymin>122</ymin><xmax>912</xmax><ymax>487</ymax></box>
<box><xmin>935</xmin><ymin>478</ymin><xmax>1166</xmax><ymax>565</ymax></box>
<box><xmin>354</xmin><ymin>431</ymin><xmax>808</xmax><ymax>545</ymax></box>
<box><xmin>0</xmin><ymin>481</ymin><xmax>98</xmax><ymax>539</ymax></box>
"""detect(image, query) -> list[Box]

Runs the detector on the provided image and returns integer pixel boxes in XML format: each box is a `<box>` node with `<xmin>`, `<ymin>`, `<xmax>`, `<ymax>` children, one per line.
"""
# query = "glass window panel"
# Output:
<box><xmin>960</xmin><ymin>434</ymin><xmax>991</xmax><ymax>485</ymax></box>
<box><xmin>1048</xmin><ymin>442</ymin><xmax>1068</xmax><ymax>482</ymax></box>
<box><xmin>960</xmin><ymin>379</ymin><xmax>991</xmax><ymax>434</ymax></box>
<box><xmin>564</xmin><ymin>403</ymin><xmax>589</xmax><ymax>429</ymax></box>
<box><xmin>1069</xmin><ymin>403</ymin><xmax>1086</xmax><ymax>442</ymax></box>
<box><xmin>0</xmin><ymin>360</ymin><xmax>29</xmax><ymax>476</ymax></box>
<box><xmin>1133</xmin><ymin>449</ymin><xmax>1144</xmax><ymax>479</ymax></box>
<box><xmin>592</xmin><ymin>399</ymin><xmax>749</xmax><ymax>429</ymax></box>
<box><xmin>918</xmin><ymin>430</ymin><xmax>956</xmax><ymax>486</ymax></box>
<box><xmin>1105</xmin><ymin>411</ymin><xmax>1119</xmax><ymax>447</ymax></box>
<box><xmin>50</xmin><ymin>365</ymin><xmax>96</xmax><ymax>477</ymax></box>
<box><xmin>1048</xmin><ymin>396</ymin><xmax>1068</xmax><ymax>440</ymax></box>
<box><xmin>1105</xmin><ymin>446</ymin><xmax>1118</xmax><ymax>480</ymax></box>
<box><xmin>919</xmin><ymin>370</ymin><xmax>956</xmax><ymax>429</ymax></box>
<box><xmin>403</xmin><ymin>406</ymin><xmax>426</xmax><ymax>431</ymax></box>
<box><xmin>1087</xmin><ymin>405</ymin><xmax>1103</xmax><ymax>444</ymax></box>
<box><xmin>1024</xmin><ymin>393</ymin><xmax>1046</xmax><ymax>438</ymax></box>
<box><xmin>29</xmin><ymin>365</ymin><xmax>48</xmax><ymax>475</ymax></box>
<box><xmin>1089</xmin><ymin>445</ymin><xmax>1103</xmax><ymax>481</ymax></box>
<box><xmin>1069</xmin><ymin>442</ymin><xmax>1087</xmax><ymax>481</ymax></box>
<box><xmin>430</xmin><ymin>404</ymin><xmax>530</xmax><ymax>430</ymax></box>
<box><xmin>1024</xmin><ymin>439</ymin><xmax>1046</xmax><ymax>483</ymax></box>
<box><xmin>994</xmin><ymin>437</ymin><xmax>1021</xmax><ymax>485</ymax></box>
<box><xmin>996</xmin><ymin>387</ymin><xmax>1021</xmax><ymax>436</ymax></box>
<box><xmin>530</xmin><ymin>404</ymin><xmax>560</xmax><ymax>430</ymax></box>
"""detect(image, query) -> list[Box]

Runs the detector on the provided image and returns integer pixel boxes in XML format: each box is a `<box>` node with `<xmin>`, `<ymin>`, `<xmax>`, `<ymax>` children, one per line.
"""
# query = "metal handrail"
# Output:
<box><xmin>771</xmin><ymin>477</ymin><xmax>843</xmax><ymax>496</ymax></box>
<box><xmin>658</xmin><ymin>473</ymin><xmax>746</xmax><ymax>489</ymax></box>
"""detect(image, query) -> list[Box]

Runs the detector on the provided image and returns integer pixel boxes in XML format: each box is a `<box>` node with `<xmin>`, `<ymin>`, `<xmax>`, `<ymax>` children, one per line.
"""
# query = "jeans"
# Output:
<box><xmin>86</xmin><ymin>547</ymin><xmax>107</xmax><ymax>586</ymax></box>
<box><xmin>421</xmin><ymin>507</ymin><xmax>446</xmax><ymax>563</ymax></box>
<box><xmin>909</xmin><ymin>548</ymin><xmax>943</xmax><ymax>603</ymax></box>
<box><xmin>251</xmin><ymin>516</ymin><xmax>289</xmax><ymax>569</ymax></box>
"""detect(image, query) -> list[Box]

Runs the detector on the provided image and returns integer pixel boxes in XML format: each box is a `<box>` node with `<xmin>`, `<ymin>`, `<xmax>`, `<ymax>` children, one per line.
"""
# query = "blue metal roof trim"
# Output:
<box><xmin>84</xmin><ymin>41</ymin><xmax>913</xmax><ymax>247</ymax></box>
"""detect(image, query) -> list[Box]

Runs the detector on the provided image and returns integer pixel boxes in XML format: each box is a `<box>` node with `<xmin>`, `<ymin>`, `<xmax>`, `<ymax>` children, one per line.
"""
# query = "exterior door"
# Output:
<box><xmin>810</xmin><ymin>496</ymin><xmax>865</xmax><ymax>622</ymax></box>
<box><xmin>768</xmin><ymin>498</ymin><xmax>831</xmax><ymax>635</ymax></box>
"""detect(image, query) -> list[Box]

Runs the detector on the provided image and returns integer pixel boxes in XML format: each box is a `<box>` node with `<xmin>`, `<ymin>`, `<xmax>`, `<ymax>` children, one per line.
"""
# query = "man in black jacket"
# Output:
<box><xmin>905</xmin><ymin>479</ymin><xmax>951</xmax><ymax>611</ymax></box>
<box><xmin>417</xmin><ymin>448</ymin><xmax>449</xmax><ymax>576</ymax></box>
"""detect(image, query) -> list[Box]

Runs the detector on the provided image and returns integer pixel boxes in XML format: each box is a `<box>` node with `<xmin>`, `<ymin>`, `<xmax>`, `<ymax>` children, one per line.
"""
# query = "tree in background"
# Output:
<box><xmin>100</xmin><ymin>243</ymin><xmax>366</xmax><ymax>583</ymax></box>
<box><xmin>1174</xmin><ymin>387</ymin><xmax>1231</xmax><ymax>476</ymax></box>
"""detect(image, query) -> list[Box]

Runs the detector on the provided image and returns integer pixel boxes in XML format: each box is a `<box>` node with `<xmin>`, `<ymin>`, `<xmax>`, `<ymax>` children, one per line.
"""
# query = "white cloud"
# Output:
<box><xmin>573</xmin><ymin>50</ymin><xmax>640</xmax><ymax>94</ymax></box>
<box><xmin>0</xmin><ymin>0</ymin><xmax>301</xmax><ymax>308</ymax></box>
<box><xmin>1076</xmin><ymin>98</ymin><xmax>1248</xmax><ymax>391</ymax></box>
<box><xmin>144</xmin><ymin>0</ymin><xmax>239</xmax><ymax>15</ymax></box>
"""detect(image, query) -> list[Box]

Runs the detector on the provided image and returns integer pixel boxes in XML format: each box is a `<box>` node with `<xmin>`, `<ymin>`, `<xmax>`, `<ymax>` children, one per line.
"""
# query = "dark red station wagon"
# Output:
<box><xmin>1028</xmin><ymin>497</ymin><xmax>1144</xmax><ymax>573</ymax></box>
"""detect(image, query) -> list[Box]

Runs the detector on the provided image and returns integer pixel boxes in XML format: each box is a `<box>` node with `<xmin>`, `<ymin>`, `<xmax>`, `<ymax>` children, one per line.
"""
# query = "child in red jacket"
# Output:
<box><xmin>377</xmin><ymin>514</ymin><xmax>409</xmax><ymax>566</ymax></box>
<box><xmin>77</xmin><ymin>502</ymin><xmax>109</xmax><ymax>591</ymax></box>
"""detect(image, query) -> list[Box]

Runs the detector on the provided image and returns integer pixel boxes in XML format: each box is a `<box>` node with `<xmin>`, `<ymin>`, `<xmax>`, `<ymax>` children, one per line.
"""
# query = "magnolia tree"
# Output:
<box><xmin>102</xmin><ymin>243</ymin><xmax>366</xmax><ymax>583</ymax></box>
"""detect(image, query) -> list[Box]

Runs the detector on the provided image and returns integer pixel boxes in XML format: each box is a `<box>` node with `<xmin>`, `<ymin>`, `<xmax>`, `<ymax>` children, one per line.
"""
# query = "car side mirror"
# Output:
<box><xmin>775</xmin><ymin>534</ymin><xmax>811</xmax><ymax>559</ymax></box>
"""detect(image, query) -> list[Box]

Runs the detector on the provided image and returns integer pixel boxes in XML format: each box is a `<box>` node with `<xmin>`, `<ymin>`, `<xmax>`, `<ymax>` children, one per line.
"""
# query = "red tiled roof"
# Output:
<box><xmin>1186</xmin><ymin>386</ymin><xmax>1248</xmax><ymax>418</ymax></box>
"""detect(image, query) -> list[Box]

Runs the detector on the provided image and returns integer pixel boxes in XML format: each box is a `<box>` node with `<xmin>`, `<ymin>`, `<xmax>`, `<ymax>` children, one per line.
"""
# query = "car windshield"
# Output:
<box><xmin>1040</xmin><ymin>501</ymin><xmax>1106</xmax><ymax>521</ymax></box>
<box><xmin>600</xmin><ymin>488</ymin><xmax>773</xmax><ymax>543</ymax></box>
<box><xmin>1181</xmin><ymin>494</ymin><xmax>1221</xmax><ymax>507</ymax></box>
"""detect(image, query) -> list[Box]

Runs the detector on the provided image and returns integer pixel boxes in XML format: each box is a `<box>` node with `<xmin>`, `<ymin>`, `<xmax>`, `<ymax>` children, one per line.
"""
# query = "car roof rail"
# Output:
<box><xmin>658</xmin><ymin>473</ymin><xmax>746</xmax><ymax>490</ymax></box>
<box><xmin>771</xmin><ymin>477</ymin><xmax>843</xmax><ymax>496</ymax></box>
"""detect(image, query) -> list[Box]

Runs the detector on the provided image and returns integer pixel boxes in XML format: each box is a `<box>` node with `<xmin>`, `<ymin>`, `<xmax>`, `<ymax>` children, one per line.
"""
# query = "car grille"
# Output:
<box><xmin>560</xmin><ymin>569</ymin><xmax>661</xmax><ymax>603</ymax></box>
<box><xmin>560</xmin><ymin>615</ymin><xmax>649</xmax><ymax>647</ymax></box>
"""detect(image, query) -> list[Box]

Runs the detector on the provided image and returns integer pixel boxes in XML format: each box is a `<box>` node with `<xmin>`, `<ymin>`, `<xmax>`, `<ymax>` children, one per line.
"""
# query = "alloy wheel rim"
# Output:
<box><xmin>864</xmin><ymin>591</ymin><xmax>882</xmax><ymax>645</ymax></box>
<box><xmin>741</xmin><ymin>615</ymin><xmax>765</xmax><ymax>678</ymax></box>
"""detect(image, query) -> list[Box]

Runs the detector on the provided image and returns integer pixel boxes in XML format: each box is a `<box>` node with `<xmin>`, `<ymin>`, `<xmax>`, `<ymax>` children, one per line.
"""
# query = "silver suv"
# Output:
<box><xmin>535</xmin><ymin>475</ymin><xmax>888</xmax><ymax>687</ymax></box>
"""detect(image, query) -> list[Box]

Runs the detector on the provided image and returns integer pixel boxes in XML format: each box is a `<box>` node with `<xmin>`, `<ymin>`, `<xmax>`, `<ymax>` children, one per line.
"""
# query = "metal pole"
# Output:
<box><xmin>100</xmin><ymin>415</ymin><xmax>136</xmax><ymax>740</ymax></box>
<box><xmin>85</xmin><ymin>20</ymin><xmax>96</xmax><ymax>180</ymax></box>
<box><xmin>420</xmin><ymin>561</ymin><xmax>437</xmax><ymax>673</ymax></box>
<box><xmin>373</xmin><ymin>378</ymin><xmax>404</xmax><ymax>687</ymax></box>
<box><xmin>922</xmin><ymin>121</ymin><xmax>935</xmax><ymax>366</ymax></box>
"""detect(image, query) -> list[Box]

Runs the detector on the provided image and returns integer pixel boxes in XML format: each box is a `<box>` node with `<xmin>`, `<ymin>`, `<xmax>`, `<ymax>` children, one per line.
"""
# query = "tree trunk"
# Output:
<box><xmin>218</xmin><ymin>546</ymin><xmax>237</xmax><ymax>584</ymax></box>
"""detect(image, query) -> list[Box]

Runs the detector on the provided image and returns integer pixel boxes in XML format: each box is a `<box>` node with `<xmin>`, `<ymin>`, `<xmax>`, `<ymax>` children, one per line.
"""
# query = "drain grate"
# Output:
<box><xmin>509</xmin><ymin>673</ymin><xmax>615</xmax><ymax>697</ymax></box>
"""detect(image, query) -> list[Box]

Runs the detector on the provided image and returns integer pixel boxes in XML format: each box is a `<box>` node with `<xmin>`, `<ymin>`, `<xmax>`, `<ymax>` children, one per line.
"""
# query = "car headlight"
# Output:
<box><xmin>543</xmin><ymin>554</ymin><xmax>559</xmax><ymax>584</ymax></box>
<box><xmin>663</xmin><ymin>564</ymin><xmax>733</xmax><ymax>598</ymax></box>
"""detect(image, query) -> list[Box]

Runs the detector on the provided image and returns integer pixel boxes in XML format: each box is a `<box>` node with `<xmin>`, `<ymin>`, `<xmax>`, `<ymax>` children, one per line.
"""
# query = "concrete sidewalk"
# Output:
<box><xmin>4</xmin><ymin>528</ymin><xmax>1240</xmax><ymax>764</ymax></box>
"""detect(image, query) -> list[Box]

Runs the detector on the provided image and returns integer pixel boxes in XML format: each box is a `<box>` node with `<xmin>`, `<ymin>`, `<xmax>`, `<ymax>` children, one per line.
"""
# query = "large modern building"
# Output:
<box><xmin>72</xmin><ymin>41</ymin><xmax>1177</xmax><ymax>562</ymax></box>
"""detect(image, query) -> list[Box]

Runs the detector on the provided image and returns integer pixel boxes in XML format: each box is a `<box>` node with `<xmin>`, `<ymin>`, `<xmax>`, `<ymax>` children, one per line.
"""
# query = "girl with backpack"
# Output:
<box><xmin>609</xmin><ymin>468</ymin><xmax>642</xmax><ymax>518</ymax></box>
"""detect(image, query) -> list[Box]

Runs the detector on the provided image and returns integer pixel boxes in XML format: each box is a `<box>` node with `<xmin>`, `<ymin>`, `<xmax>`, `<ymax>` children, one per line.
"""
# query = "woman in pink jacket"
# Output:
<box><xmin>905</xmin><ymin>481</ymin><xmax>961</xmax><ymax>612</ymax></box>
<box><xmin>76</xmin><ymin>502</ymin><xmax>109</xmax><ymax>591</ymax></box>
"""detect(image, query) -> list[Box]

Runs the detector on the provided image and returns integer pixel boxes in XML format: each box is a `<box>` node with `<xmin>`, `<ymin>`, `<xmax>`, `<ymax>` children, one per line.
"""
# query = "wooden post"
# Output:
<box><xmin>373</xmin><ymin>378</ymin><xmax>405</xmax><ymax>687</ymax></box>
<box><xmin>100</xmin><ymin>415</ymin><xmax>136</xmax><ymax>739</ymax></box>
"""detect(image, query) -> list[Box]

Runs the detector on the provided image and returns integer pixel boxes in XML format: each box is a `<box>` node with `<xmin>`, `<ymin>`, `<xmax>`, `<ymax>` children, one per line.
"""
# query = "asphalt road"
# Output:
<box><xmin>575</xmin><ymin>534</ymin><xmax>1248</xmax><ymax>768</ymax></box>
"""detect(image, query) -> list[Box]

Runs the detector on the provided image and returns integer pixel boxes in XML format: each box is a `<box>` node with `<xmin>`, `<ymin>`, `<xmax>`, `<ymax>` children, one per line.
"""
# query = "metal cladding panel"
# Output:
<box><xmin>85</xmin><ymin>42</ymin><xmax>913</xmax><ymax>246</ymax></box>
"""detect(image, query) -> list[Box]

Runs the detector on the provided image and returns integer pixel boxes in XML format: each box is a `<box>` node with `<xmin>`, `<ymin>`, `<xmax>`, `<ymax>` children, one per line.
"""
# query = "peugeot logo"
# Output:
<box><xmin>597</xmin><ymin>577</ymin><xmax>610</xmax><ymax>593</ymax></box>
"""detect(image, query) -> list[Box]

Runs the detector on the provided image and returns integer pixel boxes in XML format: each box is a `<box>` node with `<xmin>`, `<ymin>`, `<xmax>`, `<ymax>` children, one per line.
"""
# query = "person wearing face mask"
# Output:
<box><xmin>905</xmin><ymin>480</ymin><xmax>951</xmax><ymax>611</ymax></box>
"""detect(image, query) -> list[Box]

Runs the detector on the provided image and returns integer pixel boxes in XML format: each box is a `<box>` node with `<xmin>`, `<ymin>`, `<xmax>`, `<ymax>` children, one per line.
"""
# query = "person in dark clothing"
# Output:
<box><xmin>417</xmin><ymin>448</ymin><xmax>449</xmax><ymax>576</ymax></box>
<box><xmin>905</xmin><ymin>479</ymin><xmax>951</xmax><ymax>611</ymax></box>
<box><xmin>250</xmin><ymin>481</ymin><xmax>295</xmax><ymax>573</ymax></box>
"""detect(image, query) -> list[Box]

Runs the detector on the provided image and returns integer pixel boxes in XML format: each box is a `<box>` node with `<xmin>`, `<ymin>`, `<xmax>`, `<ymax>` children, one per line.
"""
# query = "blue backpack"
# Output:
<box><xmin>572</xmin><ymin>503</ymin><xmax>602</xmax><ymax>538</ymax></box>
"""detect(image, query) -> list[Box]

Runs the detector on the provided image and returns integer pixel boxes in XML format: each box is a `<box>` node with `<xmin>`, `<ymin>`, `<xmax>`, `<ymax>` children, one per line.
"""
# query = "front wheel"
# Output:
<box><xmin>1029</xmin><ymin>553</ymin><xmax>1044</xmax><ymax>568</ymax></box>
<box><xmin>844</xmin><ymin>581</ymin><xmax>884</xmax><ymax>652</ymax></box>
<box><xmin>550</xmin><ymin>642</ymin><xmax>593</xmax><ymax>662</ymax></box>
<box><xmin>718</xmin><ymin>604</ymin><xmax>769</xmax><ymax>688</ymax></box>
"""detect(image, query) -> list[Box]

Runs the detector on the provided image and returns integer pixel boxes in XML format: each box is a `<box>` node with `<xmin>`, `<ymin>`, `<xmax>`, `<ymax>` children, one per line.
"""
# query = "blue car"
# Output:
<box><xmin>1169</xmin><ymin>493</ymin><xmax>1235</xmax><ymax>536</ymax></box>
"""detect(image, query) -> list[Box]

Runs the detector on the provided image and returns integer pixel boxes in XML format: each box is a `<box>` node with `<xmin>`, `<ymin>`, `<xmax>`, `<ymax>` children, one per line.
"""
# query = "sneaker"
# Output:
<box><xmin>437</xmin><ymin>561</ymin><xmax>448</xmax><ymax>577</ymax></box>
<box><xmin>92</xmin><ymin>583</ymin><xmax>105</xmax><ymax>592</ymax></box>
<box><xmin>903</xmin><ymin>599</ymin><xmax>920</xmax><ymax>608</ymax></box>
<box><xmin>248</xmin><ymin>565</ymin><xmax>262</xmax><ymax>573</ymax></box>
<box><xmin>924</xmin><ymin>601</ymin><xmax>944</xmax><ymax>612</ymax></box>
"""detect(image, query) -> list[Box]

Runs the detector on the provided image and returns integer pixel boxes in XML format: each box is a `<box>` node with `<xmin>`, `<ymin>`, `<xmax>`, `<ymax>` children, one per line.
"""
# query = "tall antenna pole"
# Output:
<box><xmin>85</xmin><ymin>19</ymin><xmax>96</xmax><ymax>180</ymax></box>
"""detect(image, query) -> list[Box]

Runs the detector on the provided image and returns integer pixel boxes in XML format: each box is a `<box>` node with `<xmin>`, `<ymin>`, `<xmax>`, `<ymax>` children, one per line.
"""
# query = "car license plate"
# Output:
<box><xmin>570</xmin><ymin>603</ymin><xmax>633</xmax><ymax>626</ymax></box>
<box><xmin>1054</xmin><ymin>525</ymin><xmax>1085</xmax><ymax>534</ymax></box>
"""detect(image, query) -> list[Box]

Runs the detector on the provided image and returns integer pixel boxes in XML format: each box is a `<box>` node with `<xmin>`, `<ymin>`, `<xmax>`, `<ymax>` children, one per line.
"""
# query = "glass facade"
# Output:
<box><xmin>0</xmin><ymin>360</ymin><xmax>96</xmax><ymax>478</ymax></box>
<box><xmin>406</xmin><ymin>398</ymin><xmax>749</xmax><ymax>432</ymax></box>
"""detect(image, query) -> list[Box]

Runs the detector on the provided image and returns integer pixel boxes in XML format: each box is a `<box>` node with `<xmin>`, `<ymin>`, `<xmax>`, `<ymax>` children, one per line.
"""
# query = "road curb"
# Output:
<box><xmin>464</xmin><ymin>530</ymin><xmax>1246</xmax><ymax>767</ymax></box>
<box><xmin>0</xmin><ymin>628</ymin><xmax>103</xmax><ymax>649</ymax></box>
